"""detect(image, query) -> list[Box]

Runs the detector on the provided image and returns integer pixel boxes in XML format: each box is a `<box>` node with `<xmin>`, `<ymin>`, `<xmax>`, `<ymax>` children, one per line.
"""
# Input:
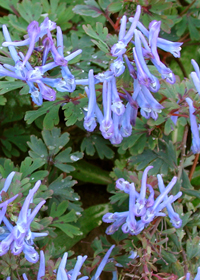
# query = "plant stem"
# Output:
<box><xmin>178</xmin><ymin>125</ymin><xmax>189</xmax><ymax>180</ymax></box>
<box><xmin>174</xmin><ymin>58</ymin><xmax>188</xmax><ymax>78</ymax></box>
<box><xmin>179</xmin><ymin>0</ymin><xmax>197</xmax><ymax>17</ymax></box>
<box><xmin>189</xmin><ymin>153</ymin><xmax>199</xmax><ymax>180</ymax></box>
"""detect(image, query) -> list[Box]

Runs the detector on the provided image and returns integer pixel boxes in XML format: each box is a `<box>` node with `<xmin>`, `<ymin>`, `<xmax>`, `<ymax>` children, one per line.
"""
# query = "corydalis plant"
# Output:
<box><xmin>0</xmin><ymin>172</ymin><xmax>47</xmax><ymax>263</ymax></box>
<box><xmin>103</xmin><ymin>166</ymin><xmax>182</xmax><ymax>235</ymax></box>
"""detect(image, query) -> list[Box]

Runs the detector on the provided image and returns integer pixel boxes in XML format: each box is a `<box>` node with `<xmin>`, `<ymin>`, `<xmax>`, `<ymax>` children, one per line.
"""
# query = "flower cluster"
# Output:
<box><xmin>2</xmin><ymin>18</ymin><xmax>82</xmax><ymax>105</ymax></box>
<box><xmin>82</xmin><ymin>5</ymin><xmax>182</xmax><ymax>144</ymax></box>
<box><xmin>103</xmin><ymin>166</ymin><xmax>182</xmax><ymax>235</ymax></box>
<box><xmin>1</xmin><ymin>172</ymin><xmax>116</xmax><ymax>279</ymax></box>
<box><xmin>1</xmin><ymin>6</ymin><xmax>182</xmax><ymax>145</ymax></box>
<box><xmin>0</xmin><ymin>172</ymin><xmax>47</xmax><ymax>263</ymax></box>
<box><xmin>7</xmin><ymin>245</ymin><xmax>115</xmax><ymax>280</ymax></box>
<box><xmin>183</xmin><ymin>59</ymin><xmax>200</xmax><ymax>154</ymax></box>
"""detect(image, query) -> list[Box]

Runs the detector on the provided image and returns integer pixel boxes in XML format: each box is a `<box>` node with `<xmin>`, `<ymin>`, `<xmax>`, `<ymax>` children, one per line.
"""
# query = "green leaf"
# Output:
<box><xmin>0</xmin><ymin>0</ymin><xmax>18</xmax><ymax>12</ymax></box>
<box><xmin>8</xmin><ymin>14</ymin><xmax>28</xmax><ymax>33</ymax></box>
<box><xmin>71</xmin><ymin>160</ymin><xmax>112</xmax><ymax>185</ymax></box>
<box><xmin>43</xmin><ymin>104</ymin><xmax>60</xmax><ymax>130</ymax></box>
<box><xmin>51</xmin><ymin>222</ymin><xmax>81</xmax><ymax>238</ymax></box>
<box><xmin>186</xmin><ymin>236</ymin><xmax>200</xmax><ymax>259</ymax></box>
<box><xmin>130</xmin><ymin>140</ymin><xmax>177</xmax><ymax>175</ymax></box>
<box><xmin>107</xmin><ymin>2</ymin><xmax>123</xmax><ymax>13</ymax></box>
<box><xmin>25</xmin><ymin>101</ymin><xmax>58</xmax><ymax>124</ymax></box>
<box><xmin>53</xmin><ymin>203</ymin><xmax>111</xmax><ymax>250</ymax></box>
<box><xmin>51</xmin><ymin>209</ymin><xmax>80</xmax><ymax>238</ymax></box>
<box><xmin>63</xmin><ymin>98</ymin><xmax>87</xmax><ymax>126</ymax></box>
<box><xmin>20</xmin><ymin>157</ymin><xmax>45</xmax><ymax>178</ymax></box>
<box><xmin>17</xmin><ymin>0</ymin><xmax>43</xmax><ymax>23</ymax></box>
<box><xmin>81</xmin><ymin>135</ymin><xmax>114</xmax><ymax>159</ymax></box>
<box><xmin>42</xmin><ymin>127</ymin><xmax>69</xmax><ymax>156</ymax></box>
<box><xmin>48</xmin><ymin>175</ymin><xmax>78</xmax><ymax>200</ymax></box>
<box><xmin>1</xmin><ymin>125</ymin><xmax>29</xmax><ymax>156</ymax></box>
<box><xmin>50</xmin><ymin>201</ymin><xmax>69</xmax><ymax>218</ymax></box>
<box><xmin>73</xmin><ymin>0</ymin><xmax>102</xmax><ymax>17</ymax></box>
<box><xmin>28</xmin><ymin>135</ymin><xmax>48</xmax><ymax>160</ymax></box>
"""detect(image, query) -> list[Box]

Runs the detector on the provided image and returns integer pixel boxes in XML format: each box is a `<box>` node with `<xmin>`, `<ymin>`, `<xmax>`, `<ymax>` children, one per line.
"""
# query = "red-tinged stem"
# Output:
<box><xmin>189</xmin><ymin>153</ymin><xmax>199</xmax><ymax>180</ymax></box>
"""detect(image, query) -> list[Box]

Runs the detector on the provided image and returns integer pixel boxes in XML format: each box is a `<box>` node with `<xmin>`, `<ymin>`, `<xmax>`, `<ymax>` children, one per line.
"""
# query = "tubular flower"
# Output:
<box><xmin>102</xmin><ymin>167</ymin><xmax>182</xmax><ymax>236</ymax></box>
<box><xmin>191</xmin><ymin>59</ymin><xmax>200</xmax><ymax>96</ymax></box>
<box><xmin>148</xmin><ymin>21</ymin><xmax>175</xmax><ymax>84</ymax></box>
<box><xmin>2</xmin><ymin>19</ymin><xmax>81</xmax><ymax>105</ymax></box>
<box><xmin>0</xmin><ymin>176</ymin><xmax>47</xmax><ymax>263</ymax></box>
<box><xmin>135</xmin><ymin>20</ymin><xmax>183</xmax><ymax>58</ymax></box>
<box><xmin>19</xmin><ymin>246</ymin><xmax>115</xmax><ymax>280</ymax></box>
<box><xmin>84</xmin><ymin>69</ymin><xmax>97</xmax><ymax>132</ymax></box>
<box><xmin>157</xmin><ymin>175</ymin><xmax>182</xmax><ymax>228</ymax></box>
<box><xmin>111</xmin><ymin>5</ymin><xmax>141</xmax><ymax>57</ymax></box>
<box><xmin>185</xmin><ymin>97</ymin><xmax>200</xmax><ymax>154</ymax></box>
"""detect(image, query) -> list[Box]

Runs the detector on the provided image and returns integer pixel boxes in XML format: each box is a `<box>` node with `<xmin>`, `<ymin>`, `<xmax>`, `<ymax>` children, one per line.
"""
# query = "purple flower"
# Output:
<box><xmin>56</xmin><ymin>252</ymin><xmax>88</xmax><ymax>280</ymax></box>
<box><xmin>110</xmin><ymin>77</ymin><xmax>125</xmax><ymax>116</ymax></box>
<box><xmin>84</xmin><ymin>70</ymin><xmax>97</xmax><ymax>132</ymax></box>
<box><xmin>148</xmin><ymin>21</ymin><xmax>175</xmax><ymax>84</ymax></box>
<box><xmin>111</xmin><ymin>6</ymin><xmax>141</xmax><ymax>57</ymax></box>
<box><xmin>0</xmin><ymin>171</ymin><xmax>15</xmax><ymax>197</ymax></box>
<box><xmin>132</xmin><ymin>79</ymin><xmax>163</xmax><ymax>120</ymax></box>
<box><xmin>157</xmin><ymin>175</ymin><xmax>182</xmax><ymax>228</ymax></box>
<box><xmin>2</xmin><ymin>18</ymin><xmax>56</xmax><ymax>48</ymax></box>
<box><xmin>191</xmin><ymin>59</ymin><xmax>200</xmax><ymax>95</ymax></box>
<box><xmin>134</xmin><ymin>29</ymin><xmax>160</xmax><ymax>92</ymax></box>
<box><xmin>0</xmin><ymin>179</ymin><xmax>47</xmax><ymax>262</ymax></box>
<box><xmin>134</xmin><ymin>166</ymin><xmax>153</xmax><ymax>217</ymax></box>
<box><xmin>22</xmin><ymin>21</ymin><xmax>41</xmax><ymax>67</ymax></box>
<box><xmin>100</xmin><ymin>80</ymin><xmax>114</xmax><ymax>139</ymax></box>
<box><xmin>135</xmin><ymin>21</ymin><xmax>182</xmax><ymax>58</ymax></box>
<box><xmin>124</xmin><ymin>55</ymin><xmax>137</xmax><ymax>79</ymax></box>
<box><xmin>20</xmin><ymin>250</ymin><xmax>88</xmax><ymax>280</ymax></box>
<box><xmin>2</xmin><ymin>25</ymin><xmax>21</xmax><ymax>63</ymax></box>
<box><xmin>110</xmin><ymin>56</ymin><xmax>125</xmax><ymax>77</ymax></box>
<box><xmin>141</xmin><ymin>176</ymin><xmax>181</xmax><ymax>224</ymax></box>
<box><xmin>42</xmin><ymin>36</ymin><xmax>54</xmax><ymax>65</ymax></box>
<box><xmin>122</xmin><ymin>183</ymin><xmax>145</xmax><ymax>235</ymax></box>
<box><xmin>109</xmin><ymin>113</ymin><xmax>123</xmax><ymax>145</ymax></box>
<box><xmin>185</xmin><ymin>97</ymin><xmax>200</xmax><ymax>154</ymax></box>
<box><xmin>120</xmin><ymin>103</ymin><xmax>134</xmax><ymax>137</ymax></box>
<box><xmin>102</xmin><ymin>212</ymin><xmax>128</xmax><ymax>235</ymax></box>
<box><xmin>91</xmin><ymin>245</ymin><xmax>115</xmax><ymax>280</ymax></box>
<box><xmin>194</xmin><ymin>267</ymin><xmax>200</xmax><ymax>280</ymax></box>
<box><xmin>37</xmin><ymin>81</ymin><xmax>56</xmax><ymax>101</ymax></box>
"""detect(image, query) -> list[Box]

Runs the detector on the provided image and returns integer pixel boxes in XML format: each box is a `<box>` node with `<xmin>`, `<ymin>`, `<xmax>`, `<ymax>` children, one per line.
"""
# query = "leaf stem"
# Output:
<box><xmin>188</xmin><ymin>153</ymin><xmax>199</xmax><ymax>180</ymax></box>
<box><xmin>177</xmin><ymin>125</ymin><xmax>189</xmax><ymax>180</ymax></box>
<box><xmin>174</xmin><ymin>58</ymin><xmax>188</xmax><ymax>78</ymax></box>
<box><xmin>179</xmin><ymin>0</ymin><xmax>197</xmax><ymax>17</ymax></box>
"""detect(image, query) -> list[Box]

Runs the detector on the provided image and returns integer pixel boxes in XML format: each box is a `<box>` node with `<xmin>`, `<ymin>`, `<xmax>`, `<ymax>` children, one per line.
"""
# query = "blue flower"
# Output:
<box><xmin>2</xmin><ymin>17</ymin><xmax>56</xmax><ymax>49</ymax></box>
<box><xmin>134</xmin><ymin>29</ymin><xmax>160</xmax><ymax>92</ymax></box>
<box><xmin>0</xmin><ymin>179</ymin><xmax>47</xmax><ymax>263</ymax></box>
<box><xmin>148</xmin><ymin>21</ymin><xmax>175</xmax><ymax>84</ymax></box>
<box><xmin>185</xmin><ymin>97</ymin><xmax>200</xmax><ymax>154</ymax></box>
<box><xmin>157</xmin><ymin>175</ymin><xmax>182</xmax><ymax>228</ymax></box>
<box><xmin>91</xmin><ymin>245</ymin><xmax>115</xmax><ymax>280</ymax></box>
<box><xmin>84</xmin><ymin>70</ymin><xmax>97</xmax><ymax>132</ymax></box>
<box><xmin>110</xmin><ymin>77</ymin><xmax>125</xmax><ymax>116</ymax></box>
<box><xmin>191</xmin><ymin>59</ymin><xmax>200</xmax><ymax>96</ymax></box>
<box><xmin>134</xmin><ymin>166</ymin><xmax>153</xmax><ymax>217</ymax></box>
<box><xmin>135</xmin><ymin>21</ymin><xmax>182</xmax><ymax>58</ymax></box>
<box><xmin>111</xmin><ymin>6</ymin><xmax>141</xmax><ymax>57</ymax></box>
<box><xmin>100</xmin><ymin>80</ymin><xmax>114</xmax><ymax>139</ymax></box>
<box><xmin>103</xmin><ymin>168</ymin><xmax>182</xmax><ymax>236</ymax></box>
<box><xmin>110</xmin><ymin>56</ymin><xmax>125</xmax><ymax>77</ymax></box>
<box><xmin>21</xmin><ymin>21</ymin><xmax>41</xmax><ymax>67</ymax></box>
